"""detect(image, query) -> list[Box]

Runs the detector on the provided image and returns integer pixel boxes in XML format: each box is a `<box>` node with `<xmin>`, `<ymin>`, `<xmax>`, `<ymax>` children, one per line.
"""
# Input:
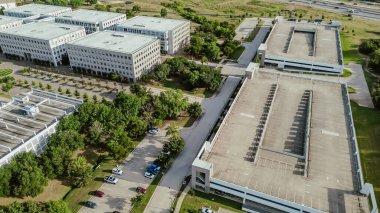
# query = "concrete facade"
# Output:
<box><xmin>116</xmin><ymin>16</ymin><xmax>190</xmax><ymax>54</ymax></box>
<box><xmin>67</xmin><ymin>31</ymin><xmax>160</xmax><ymax>82</ymax></box>
<box><xmin>0</xmin><ymin>22</ymin><xmax>86</xmax><ymax>66</ymax></box>
<box><xmin>55</xmin><ymin>9</ymin><xmax>127</xmax><ymax>34</ymax></box>
<box><xmin>0</xmin><ymin>0</ymin><xmax>16</xmax><ymax>10</ymax></box>
<box><xmin>4</xmin><ymin>3</ymin><xmax>71</xmax><ymax>18</ymax></box>
<box><xmin>0</xmin><ymin>15</ymin><xmax>23</xmax><ymax>31</ymax></box>
<box><xmin>0</xmin><ymin>88</ymin><xmax>83</xmax><ymax>167</ymax></box>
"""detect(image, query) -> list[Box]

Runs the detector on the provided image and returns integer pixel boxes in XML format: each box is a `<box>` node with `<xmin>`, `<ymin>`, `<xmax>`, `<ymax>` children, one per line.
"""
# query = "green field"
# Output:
<box><xmin>230</xmin><ymin>46</ymin><xmax>245</xmax><ymax>60</ymax></box>
<box><xmin>179</xmin><ymin>190</ymin><xmax>244</xmax><ymax>213</ymax></box>
<box><xmin>351</xmin><ymin>102</ymin><xmax>380</xmax><ymax>207</ymax></box>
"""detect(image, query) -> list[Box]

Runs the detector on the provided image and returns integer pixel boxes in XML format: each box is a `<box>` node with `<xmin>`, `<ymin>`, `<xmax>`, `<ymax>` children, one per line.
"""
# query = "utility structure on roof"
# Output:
<box><xmin>116</xmin><ymin>16</ymin><xmax>190</xmax><ymax>54</ymax></box>
<box><xmin>0</xmin><ymin>88</ymin><xmax>83</xmax><ymax>167</ymax></box>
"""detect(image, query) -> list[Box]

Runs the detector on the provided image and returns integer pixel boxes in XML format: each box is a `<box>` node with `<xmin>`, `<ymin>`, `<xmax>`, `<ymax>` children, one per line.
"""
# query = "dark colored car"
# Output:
<box><xmin>95</xmin><ymin>190</ymin><xmax>105</xmax><ymax>197</ymax></box>
<box><xmin>85</xmin><ymin>201</ymin><xmax>97</xmax><ymax>209</ymax></box>
<box><xmin>136</xmin><ymin>186</ymin><xmax>147</xmax><ymax>194</ymax></box>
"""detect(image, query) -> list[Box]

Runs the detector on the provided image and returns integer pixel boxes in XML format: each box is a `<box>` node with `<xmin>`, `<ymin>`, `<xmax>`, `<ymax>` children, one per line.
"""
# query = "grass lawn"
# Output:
<box><xmin>230</xmin><ymin>46</ymin><xmax>245</xmax><ymax>60</ymax></box>
<box><xmin>0</xmin><ymin>180</ymin><xmax>70</xmax><ymax>207</ymax></box>
<box><xmin>342</xmin><ymin>68</ymin><xmax>352</xmax><ymax>77</ymax></box>
<box><xmin>130</xmin><ymin>172</ymin><xmax>164</xmax><ymax>213</ymax></box>
<box><xmin>340</xmin><ymin>33</ymin><xmax>364</xmax><ymax>65</ymax></box>
<box><xmin>351</xmin><ymin>101</ymin><xmax>380</xmax><ymax>207</ymax></box>
<box><xmin>0</xmin><ymin>69</ymin><xmax>12</xmax><ymax>77</ymax></box>
<box><xmin>155</xmin><ymin>78</ymin><xmax>213</xmax><ymax>98</ymax></box>
<box><xmin>364</xmin><ymin>71</ymin><xmax>376</xmax><ymax>91</ymax></box>
<box><xmin>64</xmin><ymin>156</ymin><xmax>117</xmax><ymax>212</ymax></box>
<box><xmin>179</xmin><ymin>190</ymin><xmax>244</xmax><ymax>213</ymax></box>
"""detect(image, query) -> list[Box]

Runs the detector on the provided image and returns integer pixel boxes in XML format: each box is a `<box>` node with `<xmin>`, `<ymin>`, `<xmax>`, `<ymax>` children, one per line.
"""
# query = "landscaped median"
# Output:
<box><xmin>0</xmin><ymin>69</ymin><xmax>12</xmax><ymax>77</ymax></box>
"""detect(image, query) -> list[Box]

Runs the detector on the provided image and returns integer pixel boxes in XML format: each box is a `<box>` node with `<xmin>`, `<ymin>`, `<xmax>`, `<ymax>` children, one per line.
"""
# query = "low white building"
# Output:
<box><xmin>0</xmin><ymin>15</ymin><xmax>23</xmax><ymax>31</ymax></box>
<box><xmin>0</xmin><ymin>22</ymin><xmax>86</xmax><ymax>66</ymax></box>
<box><xmin>116</xmin><ymin>16</ymin><xmax>190</xmax><ymax>54</ymax></box>
<box><xmin>55</xmin><ymin>9</ymin><xmax>127</xmax><ymax>34</ymax></box>
<box><xmin>67</xmin><ymin>31</ymin><xmax>161</xmax><ymax>82</ymax></box>
<box><xmin>0</xmin><ymin>0</ymin><xmax>16</xmax><ymax>10</ymax></box>
<box><xmin>4</xmin><ymin>3</ymin><xmax>71</xmax><ymax>18</ymax></box>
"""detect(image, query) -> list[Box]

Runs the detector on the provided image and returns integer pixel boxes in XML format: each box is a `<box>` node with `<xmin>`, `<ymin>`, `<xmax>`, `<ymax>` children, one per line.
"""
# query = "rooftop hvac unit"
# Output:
<box><xmin>22</xmin><ymin>105</ymin><xmax>39</xmax><ymax>116</ymax></box>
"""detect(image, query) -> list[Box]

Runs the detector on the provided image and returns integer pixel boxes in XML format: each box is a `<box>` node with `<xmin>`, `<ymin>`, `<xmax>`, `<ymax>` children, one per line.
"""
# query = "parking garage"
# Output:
<box><xmin>0</xmin><ymin>88</ymin><xmax>82</xmax><ymax>166</ymax></box>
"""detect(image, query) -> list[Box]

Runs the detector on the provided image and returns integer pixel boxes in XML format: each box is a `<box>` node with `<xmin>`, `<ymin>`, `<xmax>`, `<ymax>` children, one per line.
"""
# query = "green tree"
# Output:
<box><xmin>66</xmin><ymin>88</ymin><xmax>71</xmax><ymax>95</ymax></box>
<box><xmin>38</xmin><ymin>82</ymin><xmax>43</xmax><ymax>89</ymax></box>
<box><xmin>0</xmin><ymin>165</ymin><xmax>12</xmax><ymax>196</ymax></box>
<box><xmin>160</xmin><ymin>8</ymin><xmax>167</xmax><ymax>17</ymax></box>
<box><xmin>70</xmin><ymin>0</ymin><xmax>84</xmax><ymax>8</ymax></box>
<box><xmin>154</xmin><ymin>64</ymin><xmax>170</xmax><ymax>81</ymax></box>
<box><xmin>125</xmin><ymin>9</ymin><xmax>135</xmax><ymax>18</ymax></box>
<box><xmin>83</xmin><ymin>92</ymin><xmax>89</xmax><ymax>101</ymax></box>
<box><xmin>204</xmin><ymin>42</ymin><xmax>220</xmax><ymax>61</ymax></box>
<box><xmin>201</xmin><ymin>56</ymin><xmax>208</xmax><ymax>65</ymax></box>
<box><xmin>87</xmin><ymin>0</ymin><xmax>97</xmax><ymax>5</ymax></box>
<box><xmin>10</xmin><ymin>152</ymin><xmax>48</xmax><ymax>197</ymax></box>
<box><xmin>40</xmin><ymin>145</ymin><xmax>73</xmax><ymax>179</ymax></box>
<box><xmin>154</xmin><ymin>89</ymin><xmax>189</xmax><ymax>119</ymax></box>
<box><xmin>74</xmin><ymin>90</ymin><xmax>80</xmax><ymax>97</ymax></box>
<box><xmin>92</xmin><ymin>95</ymin><xmax>98</xmax><ymax>103</ymax></box>
<box><xmin>188</xmin><ymin>36</ymin><xmax>204</xmax><ymax>55</ymax></box>
<box><xmin>369</xmin><ymin>49</ymin><xmax>380</xmax><ymax>73</ymax></box>
<box><xmin>187</xmin><ymin>102</ymin><xmax>202</xmax><ymax>118</ymax></box>
<box><xmin>47</xmin><ymin>84</ymin><xmax>52</xmax><ymax>90</ymax></box>
<box><xmin>67</xmin><ymin>157</ymin><xmax>92</xmax><ymax>187</ymax></box>
<box><xmin>95</xmin><ymin>3</ymin><xmax>106</xmax><ymax>11</ymax></box>
<box><xmin>45</xmin><ymin>200</ymin><xmax>72</xmax><ymax>213</ymax></box>
<box><xmin>108</xmin><ymin>128</ymin><xmax>133</xmax><ymax>161</ymax></box>
<box><xmin>58</xmin><ymin>86</ymin><xmax>62</xmax><ymax>93</ymax></box>
<box><xmin>131</xmin><ymin>194</ymin><xmax>144</xmax><ymax>207</ymax></box>
<box><xmin>132</xmin><ymin>5</ymin><xmax>141</xmax><ymax>12</ymax></box>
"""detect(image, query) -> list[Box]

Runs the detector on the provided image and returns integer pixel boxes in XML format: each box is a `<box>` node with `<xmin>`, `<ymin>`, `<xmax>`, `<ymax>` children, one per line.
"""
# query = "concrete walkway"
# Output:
<box><xmin>234</xmin><ymin>18</ymin><xmax>258</xmax><ymax>41</ymax></box>
<box><xmin>174</xmin><ymin>185</ymin><xmax>190</xmax><ymax>213</ymax></box>
<box><xmin>346</xmin><ymin>64</ymin><xmax>375</xmax><ymax>108</ymax></box>
<box><xmin>143</xmin><ymin>76</ymin><xmax>241</xmax><ymax>213</ymax></box>
<box><xmin>237</xmin><ymin>20</ymin><xmax>271</xmax><ymax>66</ymax></box>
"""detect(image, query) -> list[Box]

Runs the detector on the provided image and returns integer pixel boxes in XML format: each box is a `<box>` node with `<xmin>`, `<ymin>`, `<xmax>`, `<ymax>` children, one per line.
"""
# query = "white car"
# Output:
<box><xmin>201</xmin><ymin>207</ymin><xmax>214</xmax><ymax>213</ymax></box>
<box><xmin>148</xmin><ymin>129</ymin><xmax>159</xmax><ymax>135</ymax></box>
<box><xmin>144</xmin><ymin>172</ymin><xmax>155</xmax><ymax>179</ymax></box>
<box><xmin>112</xmin><ymin>168</ymin><xmax>123</xmax><ymax>175</ymax></box>
<box><xmin>104</xmin><ymin>176</ymin><xmax>118</xmax><ymax>184</ymax></box>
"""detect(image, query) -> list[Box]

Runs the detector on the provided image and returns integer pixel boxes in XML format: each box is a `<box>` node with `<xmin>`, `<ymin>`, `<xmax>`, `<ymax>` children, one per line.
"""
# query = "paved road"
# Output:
<box><xmin>79</xmin><ymin>130</ymin><xmax>167</xmax><ymax>213</ymax></box>
<box><xmin>234</xmin><ymin>18</ymin><xmax>258</xmax><ymax>41</ymax></box>
<box><xmin>143</xmin><ymin>76</ymin><xmax>242</xmax><ymax>213</ymax></box>
<box><xmin>237</xmin><ymin>20</ymin><xmax>271</xmax><ymax>66</ymax></box>
<box><xmin>346</xmin><ymin>64</ymin><xmax>375</xmax><ymax>108</ymax></box>
<box><xmin>273</xmin><ymin>0</ymin><xmax>380</xmax><ymax>20</ymax></box>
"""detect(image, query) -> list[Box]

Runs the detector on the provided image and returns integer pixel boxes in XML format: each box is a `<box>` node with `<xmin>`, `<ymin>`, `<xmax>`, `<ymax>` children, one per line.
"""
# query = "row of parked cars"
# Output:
<box><xmin>144</xmin><ymin>163</ymin><xmax>160</xmax><ymax>179</ymax></box>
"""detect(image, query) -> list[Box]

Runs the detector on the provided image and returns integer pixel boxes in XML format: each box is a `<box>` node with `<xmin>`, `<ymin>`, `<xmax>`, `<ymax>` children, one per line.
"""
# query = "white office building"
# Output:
<box><xmin>116</xmin><ymin>16</ymin><xmax>190</xmax><ymax>54</ymax></box>
<box><xmin>0</xmin><ymin>0</ymin><xmax>16</xmax><ymax>10</ymax></box>
<box><xmin>0</xmin><ymin>22</ymin><xmax>86</xmax><ymax>66</ymax></box>
<box><xmin>4</xmin><ymin>3</ymin><xmax>71</xmax><ymax>18</ymax></box>
<box><xmin>55</xmin><ymin>9</ymin><xmax>127</xmax><ymax>34</ymax></box>
<box><xmin>0</xmin><ymin>15</ymin><xmax>23</xmax><ymax>31</ymax></box>
<box><xmin>67</xmin><ymin>31</ymin><xmax>160</xmax><ymax>82</ymax></box>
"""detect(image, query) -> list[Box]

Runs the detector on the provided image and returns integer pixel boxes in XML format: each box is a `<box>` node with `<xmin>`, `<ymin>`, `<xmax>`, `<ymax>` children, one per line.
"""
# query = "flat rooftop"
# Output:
<box><xmin>117</xmin><ymin>16</ymin><xmax>188</xmax><ymax>32</ymax></box>
<box><xmin>4</xmin><ymin>3</ymin><xmax>69</xmax><ymax>15</ymax></box>
<box><xmin>0</xmin><ymin>22</ymin><xmax>84</xmax><ymax>40</ymax></box>
<box><xmin>68</xmin><ymin>30</ymin><xmax>158</xmax><ymax>54</ymax></box>
<box><xmin>0</xmin><ymin>15</ymin><xmax>22</xmax><ymax>26</ymax></box>
<box><xmin>266</xmin><ymin>21</ymin><xmax>340</xmax><ymax>65</ymax></box>
<box><xmin>0</xmin><ymin>89</ymin><xmax>82</xmax><ymax>159</ymax></box>
<box><xmin>56</xmin><ymin>9</ymin><xmax>125</xmax><ymax>23</ymax></box>
<box><xmin>202</xmin><ymin>72</ymin><xmax>367</xmax><ymax>212</ymax></box>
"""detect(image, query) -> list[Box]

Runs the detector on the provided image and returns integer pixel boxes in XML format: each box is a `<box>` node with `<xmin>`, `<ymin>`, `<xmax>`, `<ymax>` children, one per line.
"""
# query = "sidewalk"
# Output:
<box><xmin>174</xmin><ymin>185</ymin><xmax>190</xmax><ymax>213</ymax></box>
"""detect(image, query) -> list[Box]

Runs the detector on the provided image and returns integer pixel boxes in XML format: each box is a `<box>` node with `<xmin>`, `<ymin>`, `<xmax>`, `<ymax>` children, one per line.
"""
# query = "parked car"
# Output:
<box><xmin>136</xmin><ymin>186</ymin><xmax>147</xmax><ymax>194</ymax></box>
<box><xmin>104</xmin><ymin>176</ymin><xmax>118</xmax><ymax>184</ymax></box>
<box><xmin>201</xmin><ymin>207</ymin><xmax>214</xmax><ymax>213</ymax></box>
<box><xmin>147</xmin><ymin>167</ymin><xmax>158</xmax><ymax>175</ymax></box>
<box><xmin>148</xmin><ymin>129</ymin><xmax>159</xmax><ymax>134</ymax></box>
<box><xmin>95</xmin><ymin>190</ymin><xmax>105</xmax><ymax>197</ymax></box>
<box><xmin>144</xmin><ymin>172</ymin><xmax>155</xmax><ymax>179</ymax></box>
<box><xmin>85</xmin><ymin>201</ymin><xmax>97</xmax><ymax>209</ymax></box>
<box><xmin>112</xmin><ymin>168</ymin><xmax>123</xmax><ymax>175</ymax></box>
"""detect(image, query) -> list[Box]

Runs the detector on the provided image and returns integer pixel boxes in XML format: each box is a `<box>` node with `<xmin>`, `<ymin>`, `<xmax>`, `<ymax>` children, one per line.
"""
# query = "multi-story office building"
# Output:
<box><xmin>55</xmin><ymin>9</ymin><xmax>127</xmax><ymax>34</ymax></box>
<box><xmin>0</xmin><ymin>22</ymin><xmax>86</xmax><ymax>66</ymax></box>
<box><xmin>4</xmin><ymin>4</ymin><xmax>71</xmax><ymax>18</ymax></box>
<box><xmin>116</xmin><ymin>16</ymin><xmax>190</xmax><ymax>54</ymax></box>
<box><xmin>0</xmin><ymin>0</ymin><xmax>16</xmax><ymax>10</ymax></box>
<box><xmin>67</xmin><ymin>31</ymin><xmax>160</xmax><ymax>82</ymax></box>
<box><xmin>0</xmin><ymin>15</ymin><xmax>23</xmax><ymax>31</ymax></box>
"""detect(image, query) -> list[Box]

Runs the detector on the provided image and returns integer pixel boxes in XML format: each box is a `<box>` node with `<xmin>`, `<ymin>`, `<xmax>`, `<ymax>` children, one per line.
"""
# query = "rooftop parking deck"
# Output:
<box><xmin>203</xmin><ymin>72</ymin><xmax>368</xmax><ymax>212</ymax></box>
<box><xmin>0</xmin><ymin>89</ymin><xmax>82</xmax><ymax>159</ymax></box>
<box><xmin>266</xmin><ymin>21</ymin><xmax>340</xmax><ymax>65</ymax></box>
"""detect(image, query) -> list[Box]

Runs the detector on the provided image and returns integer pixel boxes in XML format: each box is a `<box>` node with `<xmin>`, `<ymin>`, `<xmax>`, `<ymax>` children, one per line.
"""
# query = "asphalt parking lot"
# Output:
<box><xmin>79</xmin><ymin>129</ymin><xmax>167</xmax><ymax>213</ymax></box>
